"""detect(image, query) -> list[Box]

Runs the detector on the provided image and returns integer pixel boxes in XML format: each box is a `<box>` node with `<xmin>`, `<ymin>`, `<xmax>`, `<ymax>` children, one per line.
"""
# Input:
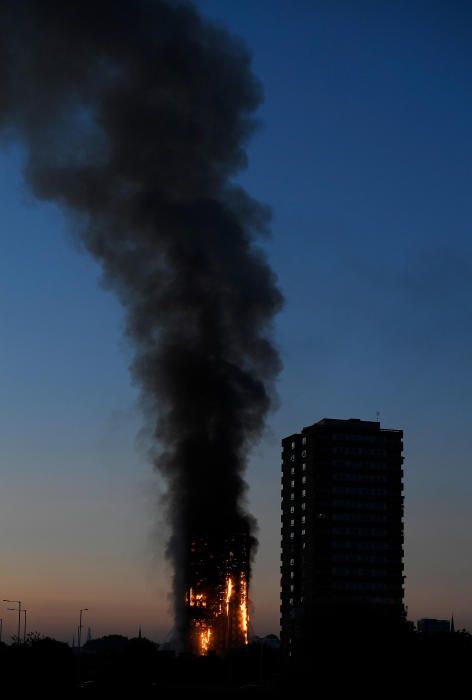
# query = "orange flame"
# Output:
<box><xmin>200</xmin><ymin>627</ymin><xmax>211</xmax><ymax>655</ymax></box>
<box><xmin>240</xmin><ymin>573</ymin><xmax>249</xmax><ymax>644</ymax></box>
<box><xmin>188</xmin><ymin>588</ymin><xmax>207</xmax><ymax>608</ymax></box>
<box><xmin>226</xmin><ymin>577</ymin><xmax>233</xmax><ymax>617</ymax></box>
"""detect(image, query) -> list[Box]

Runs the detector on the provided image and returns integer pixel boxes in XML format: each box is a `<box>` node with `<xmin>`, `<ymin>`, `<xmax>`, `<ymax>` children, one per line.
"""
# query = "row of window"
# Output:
<box><xmin>333</xmin><ymin>526</ymin><xmax>387</xmax><ymax>536</ymax></box>
<box><xmin>332</xmin><ymin>472</ymin><xmax>388</xmax><ymax>483</ymax></box>
<box><xmin>332</xmin><ymin>552</ymin><xmax>390</xmax><ymax>564</ymax></box>
<box><xmin>332</xmin><ymin>513</ymin><xmax>388</xmax><ymax>523</ymax></box>
<box><xmin>332</xmin><ymin>459</ymin><xmax>393</xmax><ymax>471</ymax></box>
<box><xmin>332</xmin><ymin>540</ymin><xmax>393</xmax><ymax>551</ymax></box>
<box><xmin>289</xmin><ymin>495</ymin><xmax>307</xmax><ymax>509</ymax></box>
<box><xmin>289</xmin><ymin>468</ymin><xmax>308</xmax><ymax>480</ymax></box>
<box><xmin>333</xmin><ymin>581</ymin><xmax>393</xmax><ymax>592</ymax></box>
<box><xmin>333</xmin><ymin>486</ymin><xmax>389</xmax><ymax>496</ymax></box>
<box><xmin>289</xmin><ymin>479</ymin><xmax>309</xmax><ymax>490</ymax></box>
<box><xmin>290</xmin><ymin>437</ymin><xmax>307</xmax><ymax>449</ymax></box>
<box><xmin>332</xmin><ymin>433</ymin><xmax>386</xmax><ymax>444</ymax></box>
<box><xmin>332</xmin><ymin>499</ymin><xmax>387</xmax><ymax>511</ymax></box>
<box><xmin>332</xmin><ymin>447</ymin><xmax>388</xmax><ymax>456</ymax></box>
<box><xmin>289</xmin><ymin>529</ymin><xmax>306</xmax><ymax>539</ymax></box>
<box><xmin>289</xmin><ymin>450</ymin><xmax>307</xmax><ymax>462</ymax></box>
<box><xmin>332</xmin><ymin>566</ymin><xmax>389</xmax><ymax>577</ymax></box>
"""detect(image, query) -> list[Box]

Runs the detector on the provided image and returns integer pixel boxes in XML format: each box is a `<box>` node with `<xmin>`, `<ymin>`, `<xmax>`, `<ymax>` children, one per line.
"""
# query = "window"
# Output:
<box><xmin>290</xmin><ymin>506</ymin><xmax>295</xmax><ymax>513</ymax></box>
<box><xmin>290</xmin><ymin>584</ymin><xmax>294</xmax><ymax>592</ymax></box>
<box><xmin>290</xmin><ymin>519</ymin><xmax>295</xmax><ymax>526</ymax></box>
<box><xmin>302</xmin><ymin>436</ymin><xmax>307</xmax><ymax>445</ymax></box>
<box><xmin>301</xmin><ymin>516</ymin><xmax>306</xmax><ymax>524</ymax></box>
<box><xmin>290</xmin><ymin>532</ymin><xmax>295</xmax><ymax>540</ymax></box>
<box><xmin>290</xmin><ymin>558</ymin><xmax>295</xmax><ymax>565</ymax></box>
<box><xmin>302</xmin><ymin>542</ymin><xmax>306</xmax><ymax>550</ymax></box>
<box><xmin>290</xmin><ymin>479</ymin><xmax>295</xmax><ymax>488</ymax></box>
<box><xmin>290</xmin><ymin>493</ymin><xmax>295</xmax><ymax>501</ymax></box>
<box><xmin>302</xmin><ymin>450</ymin><xmax>307</xmax><ymax>457</ymax></box>
<box><xmin>290</xmin><ymin>571</ymin><xmax>294</xmax><ymax>579</ymax></box>
<box><xmin>302</xmin><ymin>476</ymin><xmax>307</xmax><ymax>484</ymax></box>
<box><xmin>301</xmin><ymin>529</ymin><xmax>306</xmax><ymax>536</ymax></box>
<box><xmin>289</xmin><ymin>598</ymin><xmax>294</xmax><ymax>606</ymax></box>
<box><xmin>291</xmin><ymin>441</ymin><xmax>295</xmax><ymax>450</ymax></box>
<box><xmin>290</xmin><ymin>454</ymin><xmax>295</xmax><ymax>462</ymax></box>
<box><xmin>302</xmin><ymin>489</ymin><xmax>306</xmax><ymax>497</ymax></box>
<box><xmin>290</xmin><ymin>467</ymin><xmax>295</xmax><ymax>475</ymax></box>
<box><xmin>302</xmin><ymin>463</ymin><xmax>306</xmax><ymax>471</ymax></box>
<box><xmin>301</xmin><ymin>502</ymin><xmax>306</xmax><ymax>510</ymax></box>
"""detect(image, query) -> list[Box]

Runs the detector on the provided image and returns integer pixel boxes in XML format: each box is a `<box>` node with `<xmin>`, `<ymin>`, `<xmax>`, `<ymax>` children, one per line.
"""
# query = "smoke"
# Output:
<box><xmin>0</xmin><ymin>0</ymin><xmax>282</xmax><ymax>641</ymax></box>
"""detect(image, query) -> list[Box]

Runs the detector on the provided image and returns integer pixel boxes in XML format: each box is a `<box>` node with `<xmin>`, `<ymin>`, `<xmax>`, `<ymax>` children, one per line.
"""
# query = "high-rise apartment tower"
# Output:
<box><xmin>281</xmin><ymin>418</ymin><xmax>404</xmax><ymax>657</ymax></box>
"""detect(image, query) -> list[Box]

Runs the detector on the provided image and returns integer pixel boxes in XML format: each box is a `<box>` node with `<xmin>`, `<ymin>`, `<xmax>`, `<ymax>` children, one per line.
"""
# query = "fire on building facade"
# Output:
<box><xmin>184</xmin><ymin>534</ymin><xmax>250</xmax><ymax>655</ymax></box>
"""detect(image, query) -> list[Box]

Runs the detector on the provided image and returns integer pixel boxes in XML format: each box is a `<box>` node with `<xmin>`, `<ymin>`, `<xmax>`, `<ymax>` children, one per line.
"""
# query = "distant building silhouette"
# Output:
<box><xmin>417</xmin><ymin>618</ymin><xmax>452</xmax><ymax>635</ymax></box>
<box><xmin>281</xmin><ymin>418</ymin><xmax>405</xmax><ymax>657</ymax></box>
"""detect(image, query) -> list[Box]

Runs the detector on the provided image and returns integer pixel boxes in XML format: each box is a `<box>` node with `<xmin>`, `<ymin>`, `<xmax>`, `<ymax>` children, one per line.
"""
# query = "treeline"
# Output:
<box><xmin>0</xmin><ymin>628</ymin><xmax>471</xmax><ymax>696</ymax></box>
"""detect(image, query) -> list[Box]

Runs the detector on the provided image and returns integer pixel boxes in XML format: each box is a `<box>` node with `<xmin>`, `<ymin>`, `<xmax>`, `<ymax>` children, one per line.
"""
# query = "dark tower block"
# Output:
<box><xmin>281</xmin><ymin>418</ymin><xmax>405</xmax><ymax>659</ymax></box>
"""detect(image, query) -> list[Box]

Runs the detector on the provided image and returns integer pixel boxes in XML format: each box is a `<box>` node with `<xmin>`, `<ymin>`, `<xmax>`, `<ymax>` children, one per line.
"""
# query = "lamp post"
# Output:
<box><xmin>78</xmin><ymin>608</ymin><xmax>88</xmax><ymax>652</ymax></box>
<box><xmin>3</xmin><ymin>600</ymin><xmax>21</xmax><ymax>643</ymax></box>
<box><xmin>23</xmin><ymin>610</ymin><xmax>27</xmax><ymax>644</ymax></box>
<box><xmin>77</xmin><ymin>608</ymin><xmax>88</xmax><ymax>685</ymax></box>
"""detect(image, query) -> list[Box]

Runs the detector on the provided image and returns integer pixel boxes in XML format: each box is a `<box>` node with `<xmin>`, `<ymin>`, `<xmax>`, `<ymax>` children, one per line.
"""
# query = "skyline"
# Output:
<box><xmin>2</xmin><ymin>0</ymin><xmax>472</xmax><ymax>641</ymax></box>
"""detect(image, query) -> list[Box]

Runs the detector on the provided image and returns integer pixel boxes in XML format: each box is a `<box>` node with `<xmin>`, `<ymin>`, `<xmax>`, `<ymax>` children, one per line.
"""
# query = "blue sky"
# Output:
<box><xmin>1</xmin><ymin>0</ymin><xmax>472</xmax><ymax>640</ymax></box>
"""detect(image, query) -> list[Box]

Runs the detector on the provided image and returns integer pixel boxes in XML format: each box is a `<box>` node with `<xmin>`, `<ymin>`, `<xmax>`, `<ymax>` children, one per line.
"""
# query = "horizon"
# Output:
<box><xmin>1</xmin><ymin>0</ymin><xmax>472</xmax><ymax>641</ymax></box>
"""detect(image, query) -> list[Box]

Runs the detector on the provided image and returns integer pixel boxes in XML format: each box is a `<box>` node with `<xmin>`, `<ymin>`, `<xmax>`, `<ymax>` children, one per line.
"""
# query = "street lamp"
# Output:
<box><xmin>3</xmin><ymin>600</ymin><xmax>21</xmax><ymax>643</ymax></box>
<box><xmin>23</xmin><ymin>610</ymin><xmax>27</xmax><ymax>644</ymax></box>
<box><xmin>78</xmin><ymin>608</ymin><xmax>88</xmax><ymax>652</ymax></box>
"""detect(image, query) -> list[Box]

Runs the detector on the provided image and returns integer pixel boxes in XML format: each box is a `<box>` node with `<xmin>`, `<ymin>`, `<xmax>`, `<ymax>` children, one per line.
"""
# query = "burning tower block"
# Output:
<box><xmin>185</xmin><ymin>534</ymin><xmax>250</xmax><ymax>655</ymax></box>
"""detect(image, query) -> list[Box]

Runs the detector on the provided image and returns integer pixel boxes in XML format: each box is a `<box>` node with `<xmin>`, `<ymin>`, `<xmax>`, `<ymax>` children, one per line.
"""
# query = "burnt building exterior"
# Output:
<box><xmin>184</xmin><ymin>533</ymin><xmax>250</xmax><ymax>655</ymax></box>
<box><xmin>281</xmin><ymin>418</ymin><xmax>405</xmax><ymax>657</ymax></box>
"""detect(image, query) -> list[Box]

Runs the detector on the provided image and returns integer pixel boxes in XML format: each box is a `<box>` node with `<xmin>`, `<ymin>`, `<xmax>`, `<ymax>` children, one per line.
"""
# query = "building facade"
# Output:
<box><xmin>417</xmin><ymin>618</ymin><xmax>451</xmax><ymax>635</ymax></box>
<box><xmin>281</xmin><ymin>418</ymin><xmax>405</xmax><ymax>656</ymax></box>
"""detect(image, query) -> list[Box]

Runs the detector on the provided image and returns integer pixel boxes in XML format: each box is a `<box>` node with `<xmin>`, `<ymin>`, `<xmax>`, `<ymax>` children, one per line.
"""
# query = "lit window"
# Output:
<box><xmin>302</xmin><ymin>542</ymin><xmax>306</xmax><ymax>550</ymax></box>
<box><xmin>301</xmin><ymin>516</ymin><xmax>306</xmax><ymax>524</ymax></box>
<box><xmin>302</xmin><ymin>489</ymin><xmax>306</xmax><ymax>497</ymax></box>
<box><xmin>290</xmin><ymin>493</ymin><xmax>295</xmax><ymax>501</ymax></box>
<box><xmin>290</xmin><ymin>455</ymin><xmax>295</xmax><ymax>462</ymax></box>
<box><xmin>302</xmin><ymin>476</ymin><xmax>306</xmax><ymax>484</ymax></box>
<box><xmin>290</xmin><ymin>584</ymin><xmax>294</xmax><ymax>592</ymax></box>
<box><xmin>290</xmin><ymin>532</ymin><xmax>294</xmax><ymax>540</ymax></box>
<box><xmin>290</xmin><ymin>571</ymin><xmax>294</xmax><ymax>579</ymax></box>
<box><xmin>301</xmin><ymin>529</ymin><xmax>306</xmax><ymax>536</ymax></box>
<box><xmin>302</xmin><ymin>463</ymin><xmax>306</xmax><ymax>471</ymax></box>
<box><xmin>290</xmin><ymin>506</ymin><xmax>295</xmax><ymax>513</ymax></box>
<box><xmin>302</xmin><ymin>437</ymin><xmax>307</xmax><ymax>445</ymax></box>
<box><xmin>301</xmin><ymin>503</ymin><xmax>306</xmax><ymax>510</ymax></box>
<box><xmin>289</xmin><ymin>598</ymin><xmax>294</xmax><ymax>605</ymax></box>
<box><xmin>290</xmin><ymin>467</ymin><xmax>295</xmax><ymax>475</ymax></box>
<box><xmin>290</xmin><ymin>480</ymin><xmax>295</xmax><ymax>488</ymax></box>
<box><xmin>290</xmin><ymin>558</ymin><xmax>295</xmax><ymax>565</ymax></box>
<box><xmin>291</xmin><ymin>441</ymin><xmax>295</xmax><ymax>450</ymax></box>
<box><xmin>302</xmin><ymin>450</ymin><xmax>306</xmax><ymax>457</ymax></box>
<box><xmin>290</xmin><ymin>519</ymin><xmax>295</xmax><ymax>526</ymax></box>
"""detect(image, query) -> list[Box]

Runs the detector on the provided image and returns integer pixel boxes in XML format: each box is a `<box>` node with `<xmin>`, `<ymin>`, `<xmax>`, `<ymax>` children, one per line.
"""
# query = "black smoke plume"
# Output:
<box><xmin>0</xmin><ymin>0</ymin><xmax>282</xmax><ymax>643</ymax></box>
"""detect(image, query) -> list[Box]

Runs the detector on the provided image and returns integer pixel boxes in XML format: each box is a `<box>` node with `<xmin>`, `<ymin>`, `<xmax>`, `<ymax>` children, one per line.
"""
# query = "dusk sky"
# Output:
<box><xmin>1</xmin><ymin>0</ymin><xmax>472</xmax><ymax>642</ymax></box>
